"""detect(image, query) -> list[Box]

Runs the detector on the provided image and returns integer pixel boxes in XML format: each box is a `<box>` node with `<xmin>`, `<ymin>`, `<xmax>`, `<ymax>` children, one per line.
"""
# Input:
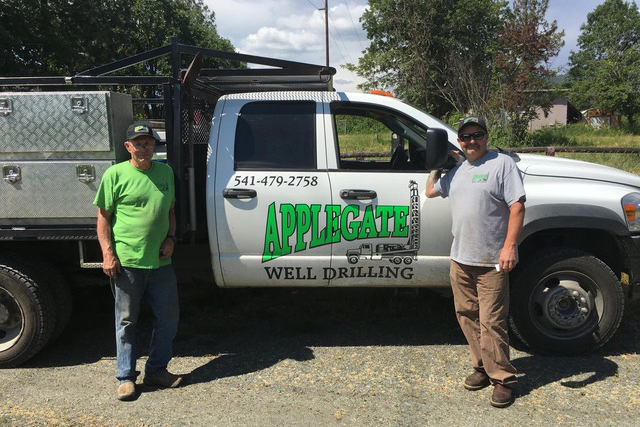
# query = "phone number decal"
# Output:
<box><xmin>233</xmin><ymin>175</ymin><xmax>319</xmax><ymax>187</ymax></box>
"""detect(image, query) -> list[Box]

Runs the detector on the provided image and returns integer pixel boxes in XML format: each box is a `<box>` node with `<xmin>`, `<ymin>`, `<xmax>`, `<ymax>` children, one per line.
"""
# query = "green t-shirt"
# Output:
<box><xmin>93</xmin><ymin>161</ymin><xmax>176</xmax><ymax>269</ymax></box>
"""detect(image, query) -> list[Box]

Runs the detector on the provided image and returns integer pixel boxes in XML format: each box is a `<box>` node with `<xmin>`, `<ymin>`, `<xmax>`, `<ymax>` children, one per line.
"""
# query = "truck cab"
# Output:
<box><xmin>209</xmin><ymin>92</ymin><xmax>452</xmax><ymax>289</ymax></box>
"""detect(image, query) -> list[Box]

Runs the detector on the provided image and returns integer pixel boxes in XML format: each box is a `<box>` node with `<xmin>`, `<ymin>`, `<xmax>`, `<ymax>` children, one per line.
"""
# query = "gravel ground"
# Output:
<box><xmin>1</xmin><ymin>281</ymin><xmax>639</xmax><ymax>427</ymax></box>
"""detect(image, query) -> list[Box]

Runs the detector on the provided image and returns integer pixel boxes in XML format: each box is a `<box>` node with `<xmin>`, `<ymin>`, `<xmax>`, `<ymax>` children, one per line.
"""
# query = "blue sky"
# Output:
<box><xmin>205</xmin><ymin>0</ymin><xmax>636</xmax><ymax>91</ymax></box>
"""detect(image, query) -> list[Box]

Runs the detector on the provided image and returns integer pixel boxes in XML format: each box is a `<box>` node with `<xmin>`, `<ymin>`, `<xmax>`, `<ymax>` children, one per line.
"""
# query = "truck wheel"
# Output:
<box><xmin>392</xmin><ymin>257</ymin><xmax>402</xmax><ymax>265</ymax></box>
<box><xmin>348</xmin><ymin>255</ymin><xmax>359</xmax><ymax>265</ymax></box>
<box><xmin>509</xmin><ymin>248</ymin><xmax>624</xmax><ymax>354</ymax></box>
<box><xmin>0</xmin><ymin>259</ymin><xmax>56</xmax><ymax>368</ymax></box>
<box><xmin>403</xmin><ymin>257</ymin><xmax>413</xmax><ymax>265</ymax></box>
<box><xmin>19</xmin><ymin>259</ymin><xmax>72</xmax><ymax>341</ymax></box>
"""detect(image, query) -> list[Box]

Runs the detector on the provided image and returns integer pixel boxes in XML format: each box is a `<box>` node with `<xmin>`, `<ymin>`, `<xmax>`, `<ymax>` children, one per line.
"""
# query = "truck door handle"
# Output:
<box><xmin>340</xmin><ymin>189</ymin><xmax>377</xmax><ymax>200</ymax></box>
<box><xmin>223</xmin><ymin>188</ymin><xmax>257</xmax><ymax>199</ymax></box>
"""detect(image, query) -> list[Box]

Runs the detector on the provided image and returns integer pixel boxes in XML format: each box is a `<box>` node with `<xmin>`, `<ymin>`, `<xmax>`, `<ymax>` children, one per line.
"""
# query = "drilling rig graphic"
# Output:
<box><xmin>346</xmin><ymin>180</ymin><xmax>420</xmax><ymax>265</ymax></box>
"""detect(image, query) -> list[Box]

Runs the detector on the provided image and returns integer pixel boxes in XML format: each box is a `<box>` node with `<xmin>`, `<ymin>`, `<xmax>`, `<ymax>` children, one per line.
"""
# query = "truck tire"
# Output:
<box><xmin>18</xmin><ymin>259</ymin><xmax>72</xmax><ymax>341</ymax></box>
<box><xmin>348</xmin><ymin>255</ymin><xmax>359</xmax><ymax>265</ymax></box>
<box><xmin>0</xmin><ymin>258</ymin><xmax>57</xmax><ymax>368</ymax></box>
<box><xmin>509</xmin><ymin>248</ymin><xmax>624</xmax><ymax>354</ymax></box>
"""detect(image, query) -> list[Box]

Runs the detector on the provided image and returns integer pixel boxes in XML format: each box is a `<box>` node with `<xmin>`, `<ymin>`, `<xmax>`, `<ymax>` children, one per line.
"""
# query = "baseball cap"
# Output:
<box><xmin>457</xmin><ymin>116</ymin><xmax>488</xmax><ymax>134</ymax></box>
<box><xmin>126</xmin><ymin>122</ymin><xmax>157</xmax><ymax>141</ymax></box>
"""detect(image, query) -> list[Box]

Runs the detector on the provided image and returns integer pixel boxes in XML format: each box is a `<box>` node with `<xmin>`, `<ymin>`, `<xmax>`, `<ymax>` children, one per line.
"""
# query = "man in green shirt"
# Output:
<box><xmin>94</xmin><ymin>122</ymin><xmax>182</xmax><ymax>401</ymax></box>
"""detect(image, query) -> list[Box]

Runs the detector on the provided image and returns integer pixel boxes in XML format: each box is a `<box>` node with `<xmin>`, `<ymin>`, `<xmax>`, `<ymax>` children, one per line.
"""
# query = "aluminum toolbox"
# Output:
<box><xmin>0</xmin><ymin>92</ymin><xmax>133</xmax><ymax>226</ymax></box>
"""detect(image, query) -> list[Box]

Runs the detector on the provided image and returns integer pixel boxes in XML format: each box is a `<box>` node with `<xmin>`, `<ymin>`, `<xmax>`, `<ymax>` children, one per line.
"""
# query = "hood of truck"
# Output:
<box><xmin>517</xmin><ymin>153</ymin><xmax>640</xmax><ymax>189</ymax></box>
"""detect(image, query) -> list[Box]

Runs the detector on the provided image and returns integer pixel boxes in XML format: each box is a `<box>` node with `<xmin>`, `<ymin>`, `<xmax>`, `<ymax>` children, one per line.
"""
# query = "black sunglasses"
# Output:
<box><xmin>459</xmin><ymin>131</ymin><xmax>486</xmax><ymax>142</ymax></box>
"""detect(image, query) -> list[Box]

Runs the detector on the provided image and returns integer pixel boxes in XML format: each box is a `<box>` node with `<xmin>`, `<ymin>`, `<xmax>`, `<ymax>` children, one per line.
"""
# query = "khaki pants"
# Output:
<box><xmin>450</xmin><ymin>260</ymin><xmax>517</xmax><ymax>385</ymax></box>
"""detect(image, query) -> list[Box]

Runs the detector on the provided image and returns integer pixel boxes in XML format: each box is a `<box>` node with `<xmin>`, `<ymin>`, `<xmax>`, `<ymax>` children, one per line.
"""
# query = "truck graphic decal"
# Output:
<box><xmin>262</xmin><ymin>202</ymin><xmax>410</xmax><ymax>262</ymax></box>
<box><xmin>346</xmin><ymin>180</ymin><xmax>420</xmax><ymax>265</ymax></box>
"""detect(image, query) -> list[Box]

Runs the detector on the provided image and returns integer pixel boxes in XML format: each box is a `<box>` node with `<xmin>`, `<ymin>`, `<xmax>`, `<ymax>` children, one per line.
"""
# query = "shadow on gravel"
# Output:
<box><xmin>22</xmin><ymin>280</ymin><xmax>640</xmax><ymax>386</ymax></box>
<box><xmin>512</xmin><ymin>355</ymin><xmax>618</xmax><ymax>397</ymax></box>
<box><xmin>24</xmin><ymin>280</ymin><xmax>463</xmax><ymax>370</ymax></box>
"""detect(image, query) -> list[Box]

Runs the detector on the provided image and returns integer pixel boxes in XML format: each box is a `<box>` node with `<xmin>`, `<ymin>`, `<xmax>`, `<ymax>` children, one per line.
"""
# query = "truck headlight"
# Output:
<box><xmin>622</xmin><ymin>193</ymin><xmax>640</xmax><ymax>233</ymax></box>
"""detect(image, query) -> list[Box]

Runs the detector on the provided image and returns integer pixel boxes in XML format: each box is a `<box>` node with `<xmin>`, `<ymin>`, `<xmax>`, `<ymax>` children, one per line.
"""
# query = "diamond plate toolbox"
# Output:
<box><xmin>0</xmin><ymin>92</ymin><xmax>133</xmax><ymax>223</ymax></box>
<box><xmin>0</xmin><ymin>91</ymin><xmax>132</xmax><ymax>157</ymax></box>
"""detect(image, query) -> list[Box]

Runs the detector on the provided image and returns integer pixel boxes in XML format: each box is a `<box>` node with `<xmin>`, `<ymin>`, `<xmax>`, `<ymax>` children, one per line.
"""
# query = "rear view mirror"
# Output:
<box><xmin>423</xmin><ymin>128</ymin><xmax>449</xmax><ymax>171</ymax></box>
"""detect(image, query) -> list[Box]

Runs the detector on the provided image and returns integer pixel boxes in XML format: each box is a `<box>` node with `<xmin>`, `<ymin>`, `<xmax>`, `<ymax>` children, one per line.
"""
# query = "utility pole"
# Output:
<box><xmin>320</xmin><ymin>0</ymin><xmax>329</xmax><ymax>66</ymax></box>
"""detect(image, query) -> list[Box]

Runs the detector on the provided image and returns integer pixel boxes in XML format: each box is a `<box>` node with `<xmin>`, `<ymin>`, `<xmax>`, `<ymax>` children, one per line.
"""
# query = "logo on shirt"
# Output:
<box><xmin>156</xmin><ymin>182</ymin><xmax>169</xmax><ymax>192</ymax></box>
<box><xmin>472</xmin><ymin>173</ymin><xmax>489</xmax><ymax>183</ymax></box>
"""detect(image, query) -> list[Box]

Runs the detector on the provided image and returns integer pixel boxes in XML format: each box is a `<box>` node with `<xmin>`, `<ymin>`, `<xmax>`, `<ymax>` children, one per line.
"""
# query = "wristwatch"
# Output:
<box><xmin>167</xmin><ymin>234</ymin><xmax>177</xmax><ymax>243</ymax></box>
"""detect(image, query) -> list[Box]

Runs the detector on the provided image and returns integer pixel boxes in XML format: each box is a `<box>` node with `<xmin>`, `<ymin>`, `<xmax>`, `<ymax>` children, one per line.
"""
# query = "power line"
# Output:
<box><xmin>304</xmin><ymin>0</ymin><xmax>364</xmax><ymax>85</ymax></box>
<box><xmin>328</xmin><ymin>21</ymin><xmax>361</xmax><ymax>85</ymax></box>
<box><xmin>343</xmin><ymin>0</ymin><xmax>365</xmax><ymax>52</ymax></box>
<box><xmin>329</xmin><ymin>15</ymin><xmax>355</xmax><ymax>64</ymax></box>
<box><xmin>304</xmin><ymin>0</ymin><xmax>320</xmax><ymax>9</ymax></box>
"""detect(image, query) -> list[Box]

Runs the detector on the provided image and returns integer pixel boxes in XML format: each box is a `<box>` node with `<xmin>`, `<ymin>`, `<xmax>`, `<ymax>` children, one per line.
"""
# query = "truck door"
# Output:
<box><xmin>211</xmin><ymin>96</ymin><xmax>332</xmax><ymax>287</ymax></box>
<box><xmin>324</xmin><ymin>97</ymin><xmax>453</xmax><ymax>288</ymax></box>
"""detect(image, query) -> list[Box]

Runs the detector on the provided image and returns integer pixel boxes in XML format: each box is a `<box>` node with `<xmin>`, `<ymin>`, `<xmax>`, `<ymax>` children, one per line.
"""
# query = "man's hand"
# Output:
<box><xmin>450</xmin><ymin>150</ymin><xmax>461</xmax><ymax>164</ymax></box>
<box><xmin>160</xmin><ymin>238</ymin><xmax>175</xmax><ymax>259</ymax></box>
<box><xmin>97</xmin><ymin>208</ymin><xmax>121</xmax><ymax>278</ymax></box>
<box><xmin>498</xmin><ymin>244</ymin><xmax>517</xmax><ymax>272</ymax></box>
<box><xmin>102</xmin><ymin>251</ymin><xmax>121</xmax><ymax>278</ymax></box>
<box><xmin>425</xmin><ymin>169</ymin><xmax>442</xmax><ymax>198</ymax></box>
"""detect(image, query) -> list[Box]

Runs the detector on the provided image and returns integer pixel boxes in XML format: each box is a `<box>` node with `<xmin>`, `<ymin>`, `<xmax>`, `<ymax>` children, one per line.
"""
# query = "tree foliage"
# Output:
<box><xmin>348</xmin><ymin>0</ymin><xmax>564</xmax><ymax>143</ymax></box>
<box><xmin>346</xmin><ymin>0</ymin><xmax>509</xmax><ymax>118</ymax></box>
<box><xmin>568</xmin><ymin>0</ymin><xmax>640</xmax><ymax>124</ymax></box>
<box><xmin>0</xmin><ymin>0</ymin><xmax>238</xmax><ymax>77</ymax></box>
<box><xmin>491</xmin><ymin>0</ymin><xmax>564</xmax><ymax>143</ymax></box>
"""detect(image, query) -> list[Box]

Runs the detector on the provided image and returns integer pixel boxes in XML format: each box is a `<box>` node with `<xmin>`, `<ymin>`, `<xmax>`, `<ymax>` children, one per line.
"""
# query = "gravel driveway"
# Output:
<box><xmin>1</xmin><ymin>282</ymin><xmax>639</xmax><ymax>427</ymax></box>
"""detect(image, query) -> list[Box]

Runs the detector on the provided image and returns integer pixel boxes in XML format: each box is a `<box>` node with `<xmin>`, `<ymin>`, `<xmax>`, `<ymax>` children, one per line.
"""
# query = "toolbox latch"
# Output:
<box><xmin>70</xmin><ymin>96</ymin><xmax>88</xmax><ymax>114</ymax></box>
<box><xmin>3</xmin><ymin>165</ymin><xmax>21</xmax><ymax>184</ymax></box>
<box><xmin>76</xmin><ymin>165</ymin><xmax>96</xmax><ymax>183</ymax></box>
<box><xmin>0</xmin><ymin>99</ymin><xmax>12</xmax><ymax>116</ymax></box>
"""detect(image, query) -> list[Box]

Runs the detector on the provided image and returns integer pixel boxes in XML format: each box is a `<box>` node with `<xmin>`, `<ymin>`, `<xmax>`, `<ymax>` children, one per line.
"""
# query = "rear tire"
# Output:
<box><xmin>19</xmin><ymin>259</ymin><xmax>72</xmax><ymax>341</ymax></box>
<box><xmin>0</xmin><ymin>257</ymin><xmax>57</xmax><ymax>367</ymax></box>
<box><xmin>509</xmin><ymin>248</ymin><xmax>624</xmax><ymax>354</ymax></box>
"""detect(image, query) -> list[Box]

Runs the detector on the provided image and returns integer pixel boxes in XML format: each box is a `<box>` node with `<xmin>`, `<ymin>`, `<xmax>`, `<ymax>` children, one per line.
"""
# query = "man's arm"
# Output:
<box><xmin>499</xmin><ymin>199</ymin><xmax>525</xmax><ymax>272</ymax></box>
<box><xmin>97</xmin><ymin>208</ymin><xmax>120</xmax><ymax>278</ymax></box>
<box><xmin>160</xmin><ymin>204</ymin><xmax>176</xmax><ymax>259</ymax></box>
<box><xmin>425</xmin><ymin>170</ymin><xmax>442</xmax><ymax>198</ymax></box>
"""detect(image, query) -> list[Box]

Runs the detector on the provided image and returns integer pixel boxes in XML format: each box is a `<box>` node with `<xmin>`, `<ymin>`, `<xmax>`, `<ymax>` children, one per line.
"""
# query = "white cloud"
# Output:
<box><xmin>207</xmin><ymin>0</ymin><xmax>618</xmax><ymax>91</ymax></box>
<box><xmin>242</xmin><ymin>27</ymin><xmax>323</xmax><ymax>54</ymax></box>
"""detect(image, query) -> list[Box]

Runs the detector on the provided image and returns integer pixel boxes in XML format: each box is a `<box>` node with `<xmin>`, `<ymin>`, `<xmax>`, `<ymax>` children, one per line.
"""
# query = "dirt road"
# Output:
<box><xmin>1</xmin><ymin>283</ymin><xmax>639</xmax><ymax>427</ymax></box>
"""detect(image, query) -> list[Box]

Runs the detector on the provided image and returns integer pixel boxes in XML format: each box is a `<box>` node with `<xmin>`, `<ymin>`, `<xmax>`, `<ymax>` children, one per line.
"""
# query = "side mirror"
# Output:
<box><xmin>423</xmin><ymin>128</ymin><xmax>449</xmax><ymax>171</ymax></box>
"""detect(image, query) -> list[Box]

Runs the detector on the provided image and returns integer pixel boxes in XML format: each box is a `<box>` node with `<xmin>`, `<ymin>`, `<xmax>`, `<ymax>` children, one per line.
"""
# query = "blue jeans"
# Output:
<box><xmin>110</xmin><ymin>265</ymin><xmax>179</xmax><ymax>382</ymax></box>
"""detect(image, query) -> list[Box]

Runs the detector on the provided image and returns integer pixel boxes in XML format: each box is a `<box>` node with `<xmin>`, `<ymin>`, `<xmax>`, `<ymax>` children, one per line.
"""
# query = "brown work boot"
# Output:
<box><xmin>143</xmin><ymin>370</ymin><xmax>183</xmax><ymax>388</ymax></box>
<box><xmin>490</xmin><ymin>383</ymin><xmax>514</xmax><ymax>408</ymax></box>
<box><xmin>464</xmin><ymin>370</ymin><xmax>490</xmax><ymax>391</ymax></box>
<box><xmin>116</xmin><ymin>380</ymin><xmax>136</xmax><ymax>401</ymax></box>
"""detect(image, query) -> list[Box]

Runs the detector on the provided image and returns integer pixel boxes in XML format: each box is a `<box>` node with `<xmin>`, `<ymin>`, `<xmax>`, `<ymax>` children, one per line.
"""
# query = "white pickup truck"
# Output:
<box><xmin>1</xmin><ymin>43</ymin><xmax>639</xmax><ymax>367</ymax></box>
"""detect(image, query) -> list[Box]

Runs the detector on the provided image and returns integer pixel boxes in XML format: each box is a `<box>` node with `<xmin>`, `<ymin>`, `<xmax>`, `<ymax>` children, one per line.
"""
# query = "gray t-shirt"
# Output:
<box><xmin>434</xmin><ymin>150</ymin><xmax>525</xmax><ymax>267</ymax></box>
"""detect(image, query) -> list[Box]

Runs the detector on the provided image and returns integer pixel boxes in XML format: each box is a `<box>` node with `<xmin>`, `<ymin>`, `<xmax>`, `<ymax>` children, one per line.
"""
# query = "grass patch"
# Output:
<box><xmin>553</xmin><ymin>152</ymin><xmax>640</xmax><ymax>174</ymax></box>
<box><xmin>526</xmin><ymin>123</ymin><xmax>640</xmax><ymax>148</ymax></box>
<box><xmin>336</xmin><ymin>124</ymin><xmax>640</xmax><ymax>174</ymax></box>
<box><xmin>339</xmin><ymin>132</ymin><xmax>393</xmax><ymax>154</ymax></box>
<box><xmin>517</xmin><ymin>124</ymin><xmax>640</xmax><ymax>174</ymax></box>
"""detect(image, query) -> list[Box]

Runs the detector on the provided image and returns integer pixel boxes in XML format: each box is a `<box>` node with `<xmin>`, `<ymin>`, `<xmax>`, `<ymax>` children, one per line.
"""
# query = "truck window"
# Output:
<box><xmin>331</xmin><ymin>103</ymin><xmax>429</xmax><ymax>171</ymax></box>
<box><xmin>234</xmin><ymin>101</ymin><xmax>316</xmax><ymax>170</ymax></box>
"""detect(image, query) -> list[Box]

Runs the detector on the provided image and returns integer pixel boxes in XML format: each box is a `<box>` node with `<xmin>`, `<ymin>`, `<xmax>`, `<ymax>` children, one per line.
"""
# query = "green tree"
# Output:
<box><xmin>492</xmin><ymin>0</ymin><xmax>564</xmax><ymax>144</ymax></box>
<box><xmin>0</xmin><ymin>0</ymin><xmax>237</xmax><ymax>77</ymax></box>
<box><xmin>568</xmin><ymin>0</ymin><xmax>640</xmax><ymax>125</ymax></box>
<box><xmin>345</xmin><ymin>0</ymin><xmax>508</xmax><ymax>118</ymax></box>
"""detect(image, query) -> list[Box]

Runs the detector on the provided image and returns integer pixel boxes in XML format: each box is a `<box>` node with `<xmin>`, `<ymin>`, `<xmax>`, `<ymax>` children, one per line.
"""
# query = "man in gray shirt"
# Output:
<box><xmin>426</xmin><ymin>116</ymin><xmax>525</xmax><ymax>408</ymax></box>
